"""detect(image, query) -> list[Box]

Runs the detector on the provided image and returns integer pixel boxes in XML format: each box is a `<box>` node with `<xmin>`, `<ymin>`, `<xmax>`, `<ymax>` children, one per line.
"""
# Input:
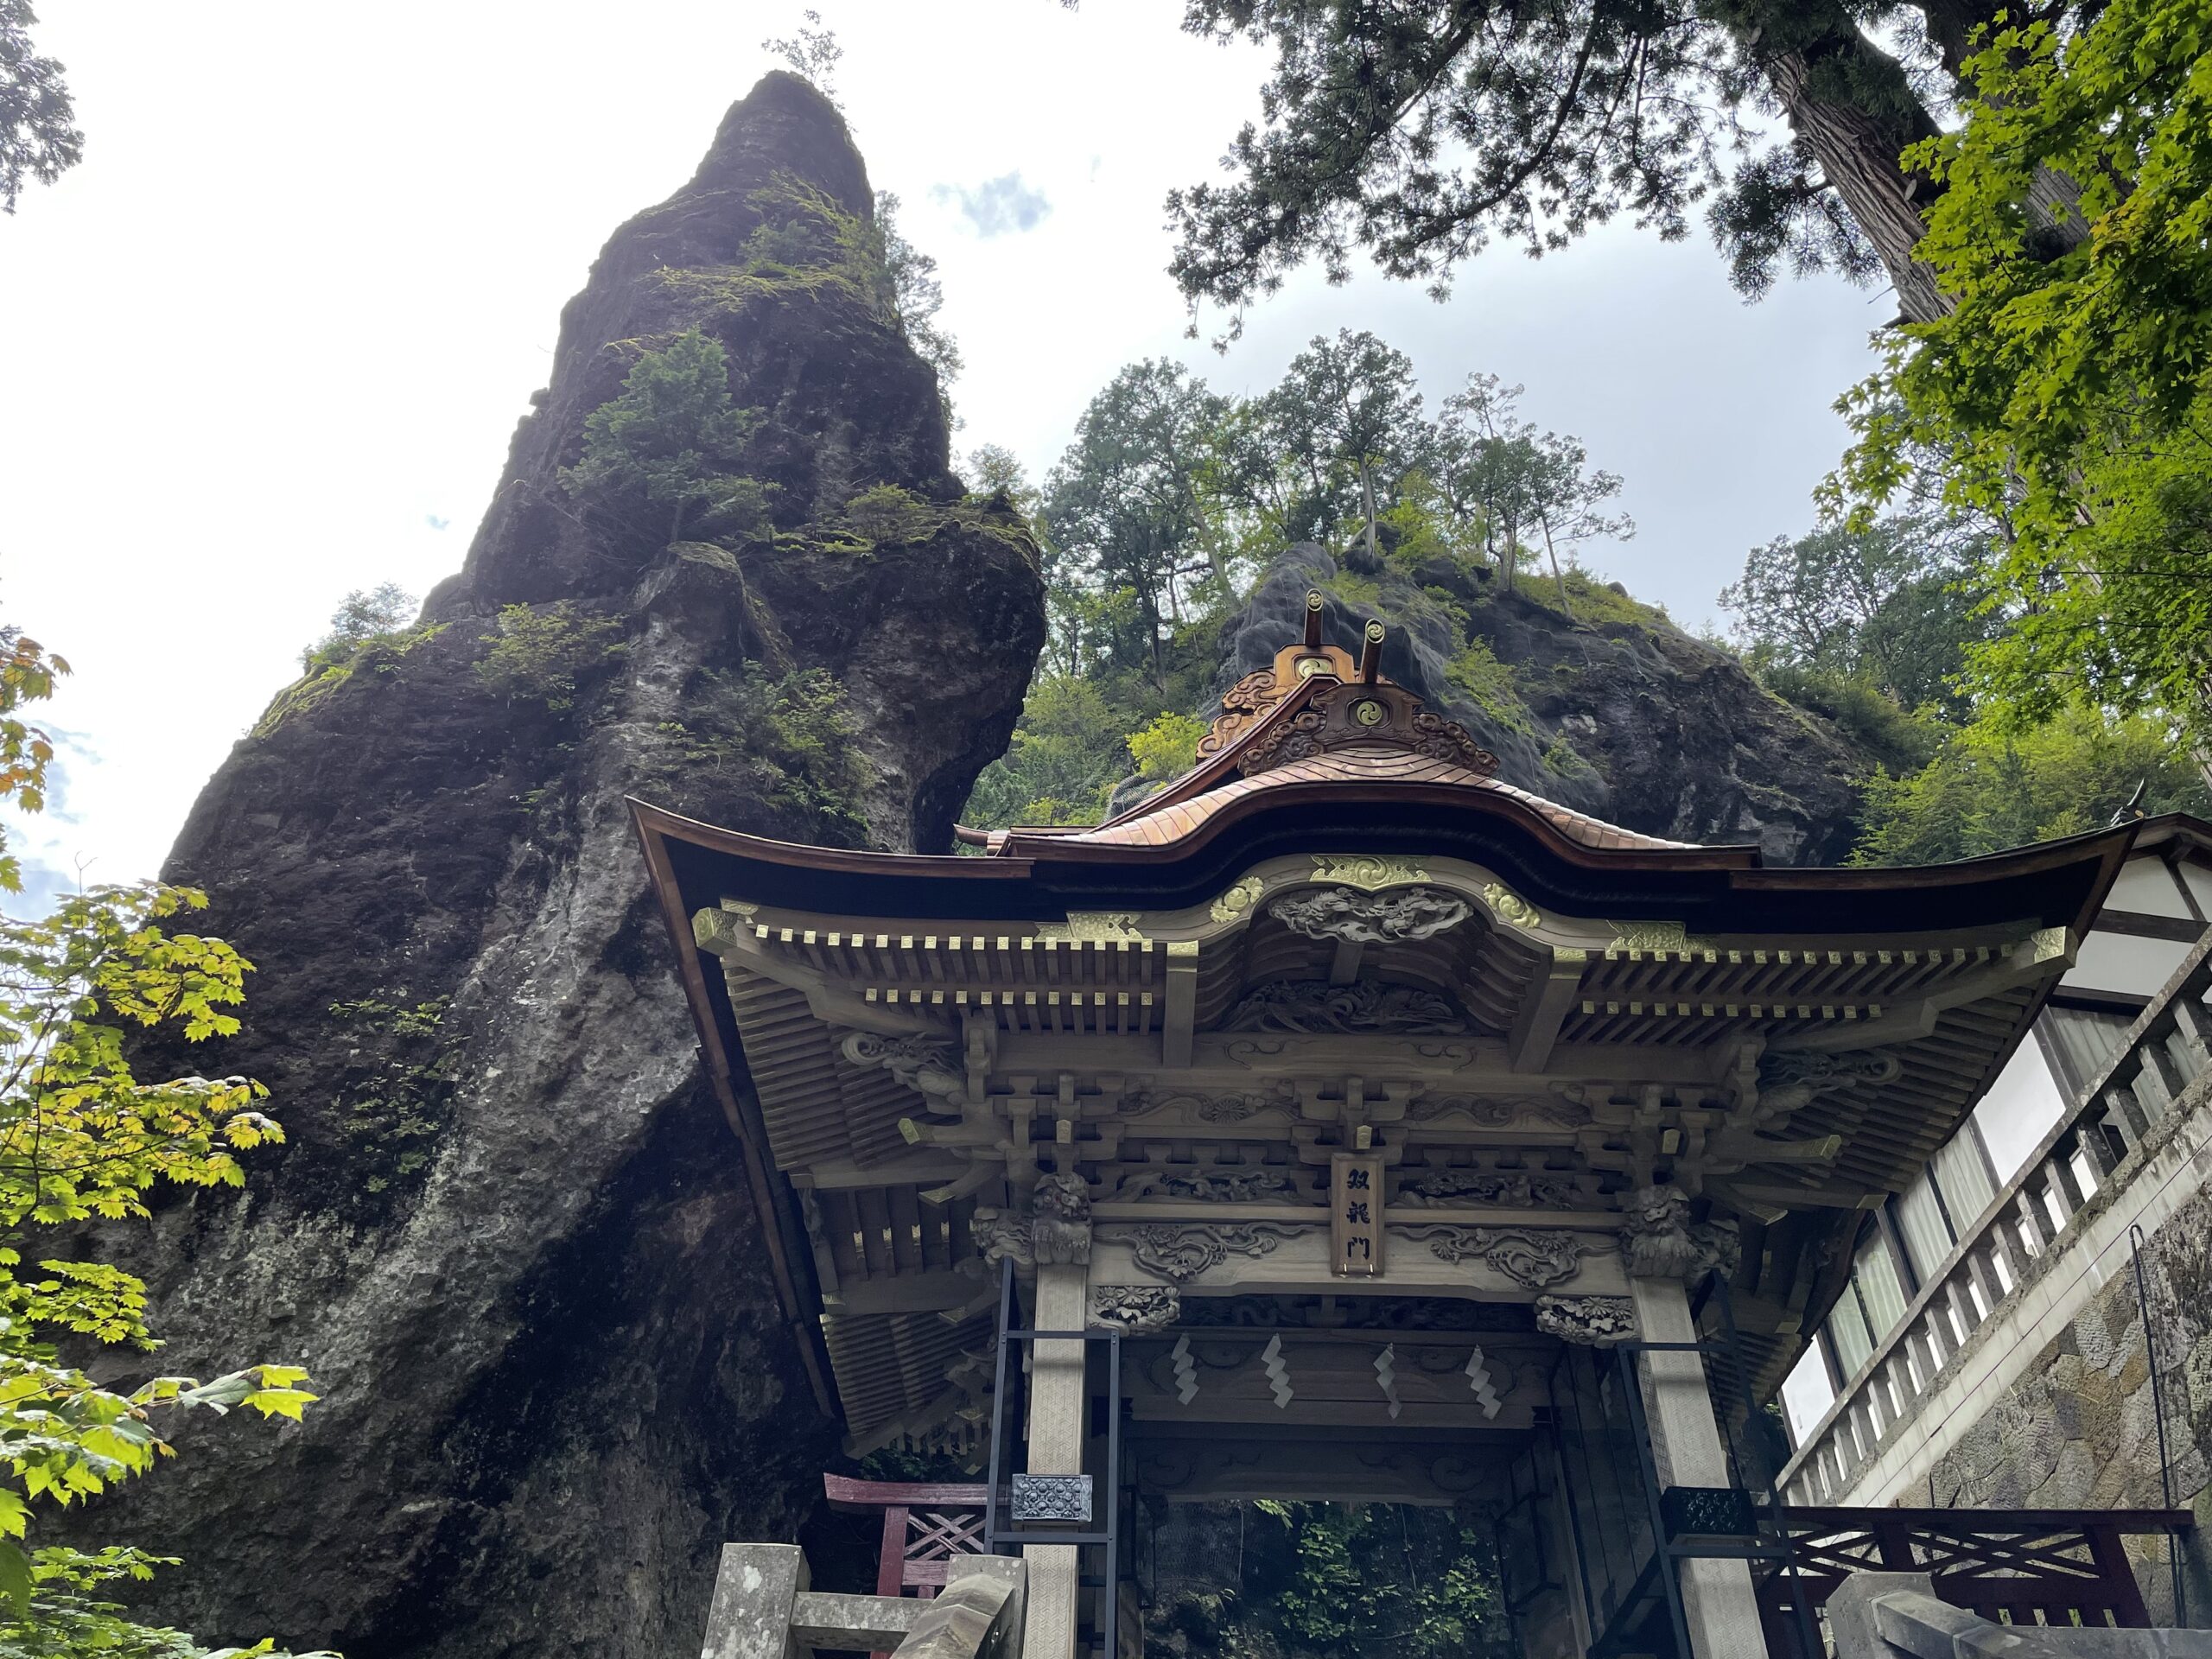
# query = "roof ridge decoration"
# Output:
<box><xmin>1241</xmin><ymin>673</ymin><xmax>1499</xmax><ymax>779</ymax></box>
<box><xmin>1191</xmin><ymin>594</ymin><xmax>1499</xmax><ymax>791</ymax></box>
<box><xmin>1194</xmin><ymin>589</ymin><xmax>1357</xmax><ymax>764</ymax></box>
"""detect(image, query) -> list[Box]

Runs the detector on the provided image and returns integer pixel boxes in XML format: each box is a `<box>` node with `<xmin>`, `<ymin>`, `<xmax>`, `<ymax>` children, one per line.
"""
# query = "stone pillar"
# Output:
<box><xmin>698</xmin><ymin>1542</ymin><xmax>807</xmax><ymax>1659</ymax></box>
<box><xmin>1629</xmin><ymin>1274</ymin><xmax>1770</xmax><ymax>1657</ymax></box>
<box><xmin>1021</xmin><ymin>1174</ymin><xmax>1093</xmax><ymax>1659</ymax></box>
<box><xmin>1620</xmin><ymin>1185</ymin><xmax>1770</xmax><ymax>1659</ymax></box>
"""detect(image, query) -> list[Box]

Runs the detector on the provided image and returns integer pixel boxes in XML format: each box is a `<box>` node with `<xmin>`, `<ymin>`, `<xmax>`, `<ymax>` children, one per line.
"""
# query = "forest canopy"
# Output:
<box><xmin>964</xmin><ymin>313</ymin><xmax>2209</xmax><ymax>861</ymax></box>
<box><xmin>960</xmin><ymin>329</ymin><xmax>1637</xmax><ymax>830</ymax></box>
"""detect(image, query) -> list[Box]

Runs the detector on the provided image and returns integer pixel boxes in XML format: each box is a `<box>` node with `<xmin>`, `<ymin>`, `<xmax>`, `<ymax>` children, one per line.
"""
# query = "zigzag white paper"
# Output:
<box><xmin>1465</xmin><ymin>1345</ymin><xmax>1502</xmax><ymax>1420</ymax></box>
<box><xmin>1261</xmin><ymin>1333</ymin><xmax>1294</xmax><ymax>1408</ymax></box>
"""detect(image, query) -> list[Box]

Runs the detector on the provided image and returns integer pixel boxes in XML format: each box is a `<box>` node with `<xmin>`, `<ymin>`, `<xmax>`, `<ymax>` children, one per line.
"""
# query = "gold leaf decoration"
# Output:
<box><xmin>1310</xmin><ymin>855</ymin><xmax>1428</xmax><ymax>891</ymax></box>
<box><xmin>1210</xmin><ymin>876</ymin><xmax>1264</xmax><ymax>924</ymax></box>
<box><xmin>1037</xmin><ymin>912</ymin><xmax>1147</xmax><ymax>944</ymax></box>
<box><xmin>1480</xmin><ymin>882</ymin><xmax>1542</xmax><ymax>930</ymax></box>
<box><xmin>1606</xmin><ymin>920</ymin><xmax>1715</xmax><ymax>956</ymax></box>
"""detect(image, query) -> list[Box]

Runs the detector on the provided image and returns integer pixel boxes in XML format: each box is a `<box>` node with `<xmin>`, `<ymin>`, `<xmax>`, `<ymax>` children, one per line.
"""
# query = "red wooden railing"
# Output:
<box><xmin>823</xmin><ymin>1474</ymin><xmax>991</xmax><ymax>1656</ymax></box>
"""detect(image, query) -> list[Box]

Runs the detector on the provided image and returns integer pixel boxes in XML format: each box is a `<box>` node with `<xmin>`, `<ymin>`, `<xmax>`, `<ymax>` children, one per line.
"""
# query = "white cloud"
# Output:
<box><xmin>933</xmin><ymin>170</ymin><xmax>1052</xmax><ymax>238</ymax></box>
<box><xmin>0</xmin><ymin>0</ymin><xmax>1878</xmax><ymax>899</ymax></box>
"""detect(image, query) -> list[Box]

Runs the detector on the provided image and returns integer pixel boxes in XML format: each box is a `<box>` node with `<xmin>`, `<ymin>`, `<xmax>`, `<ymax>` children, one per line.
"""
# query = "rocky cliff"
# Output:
<box><xmin>100</xmin><ymin>73</ymin><xmax>1044</xmax><ymax>1657</ymax></box>
<box><xmin>1199</xmin><ymin>545</ymin><xmax>1866</xmax><ymax>864</ymax></box>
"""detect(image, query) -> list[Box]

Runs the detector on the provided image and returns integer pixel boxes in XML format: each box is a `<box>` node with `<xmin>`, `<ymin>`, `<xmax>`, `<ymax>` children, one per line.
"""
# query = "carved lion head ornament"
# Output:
<box><xmin>1618</xmin><ymin>1183</ymin><xmax>1740</xmax><ymax>1283</ymax></box>
<box><xmin>972</xmin><ymin>1171</ymin><xmax>1095</xmax><ymax>1272</ymax></box>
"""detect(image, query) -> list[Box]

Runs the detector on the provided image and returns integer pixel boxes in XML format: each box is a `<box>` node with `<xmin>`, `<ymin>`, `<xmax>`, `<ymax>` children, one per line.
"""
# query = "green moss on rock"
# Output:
<box><xmin>250</xmin><ymin>623</ymin><xmax>448</xmax><ymax>739</ymax></box>
<box><xmin>329</xmin><ymin>994</ymin><xmax>461</xmax><ymax>1198</ymax></box>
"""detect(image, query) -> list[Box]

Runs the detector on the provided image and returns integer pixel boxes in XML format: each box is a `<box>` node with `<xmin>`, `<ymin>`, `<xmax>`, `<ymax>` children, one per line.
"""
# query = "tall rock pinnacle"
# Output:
<box><xmin>100</xmin><ymin>73</ymin><xmax>1045</xmax><ymax>1656</ymax></box>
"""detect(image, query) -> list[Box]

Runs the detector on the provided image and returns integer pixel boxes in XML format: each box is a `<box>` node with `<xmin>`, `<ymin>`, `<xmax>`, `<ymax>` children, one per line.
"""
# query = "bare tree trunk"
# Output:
<box><xmin>1538</xmin><ymin>516</ymin><xmax>1578</xmax><ymax>621</ymax></box>
<box><xmin>1361</xmin><ymin>463</ymin><xmax>1381</xmax><ymax>566</ymax></box>
<box><xmin>1759</xmin><ymin>40</ymin><xmax>1952</xmax><ymax>324</ymax></box>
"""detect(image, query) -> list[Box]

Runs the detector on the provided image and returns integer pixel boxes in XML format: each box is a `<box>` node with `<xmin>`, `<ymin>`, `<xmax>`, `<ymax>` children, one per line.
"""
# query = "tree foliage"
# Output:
<box><xmin>1832</xmin><ymin>0</ymin><xmax>2212</xmax><ymax>753</ymax></box>
<box><xmin>0</xmin><ymin>626</ymin><xmax>321</xmax><ymax>1656</ymax></box>
<box><xmin>0</xmin><ymin>1</ymin><xmax>79</xmax><ymax>214</ymax></box>
<box><xmin>562</xmin><ymin>328</ymin><xmax>771</xmax><ymax>544</ymax></box>
<box><xmin>966</xmin><ymin>340</ymin><xmax>1635</xmax><ymax>829</ymax></box>
<box><xmin>656</xmin><ymin>664</ymin><xmax>877</xmax><ymax>846</ymax></box>
<box><xmin>1131</xmin><ymin>0</ymin><xmax>1963</xmax><ymax>336</ymax></box>
<box><xmin>963</xmin><ymin>672</ymin><xmax>1134</xmax><ymax>828</ymax></box>
<box><xmin>1852</xmin><ymin>707</ymin><xmax>2212</xmax><ymax>866</ymax></box>
<box><xmin>1264</xmin><ymin>330</ymin><xmax>1427</xmax><ymax>568</ymax></box>
<box><xmin>875</xmin><ymin>192</ymin><xmax>962</xmax><ymax>404</ymax></box>
<box><xmin>761</xmin><ymin>8</ymin><xmax>842</xmax><ymax>105</ymax></box>
<box><xmin>474</xmin><ymin>602</ymin><xmax>628</xmax><ymax>713</ymax></box>
<box><xmin>300</xmin><ymin>584</ymin><xmax>416</xmax><ymax>673</ymax></box>
<box><xmin>1253</xmin><ymin>1500</ymin><xmax>1500</xmax><ymax>1659</ymax></box>
<box><xmin>1720</xmin><ymin>515</ymin><xmax>1988</xmax><ymax>714</ymax></box>
<box><xmin>1434</xmin><ymin>375</ymin><xmax>1630</xmax><ymax>599</ymax></box>
<box><xmin>1043</xmin><ymin>360</ymin><xmax>1231</xmax><ymax>673</ymax></box>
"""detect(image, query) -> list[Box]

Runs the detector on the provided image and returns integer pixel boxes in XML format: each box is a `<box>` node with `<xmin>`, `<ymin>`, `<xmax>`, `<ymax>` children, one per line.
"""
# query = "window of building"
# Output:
<box><xmin>1893</xmin><ymin>1167</ymin><xmax>1953</xmax><ymax>1286</ymax></box>
<box><xmin>1973</xmin><ymin>1037</ymin><xmax>2067</xmax><ymax>1185</ymax></box>
<box><xmin>1852</xmin><ymin>1227</ymin><xmax>1910</xmax><ymax>1340</ymax></box>
<box><xmin>1827</xmin><ymin>1275</ymin><xmax>1875</xmax><ymax>1379</ymax></box>
<box><xmin>2037</xmin><ymin>1002</ymin><xmax>2139</xmax><ymax>1100</ymax></box>
<box><xmin>1780</xmin><ymin>1344</ymin><xmax>1835</xmax><ymax>1444</ymax></box>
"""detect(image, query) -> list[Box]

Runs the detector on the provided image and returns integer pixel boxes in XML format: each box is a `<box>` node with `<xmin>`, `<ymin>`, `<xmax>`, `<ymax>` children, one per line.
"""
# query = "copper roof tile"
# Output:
<box><xmin>1021</xmin><ymin>744</ymin><xmax>1700</xmax><ymax>856</ymax></box>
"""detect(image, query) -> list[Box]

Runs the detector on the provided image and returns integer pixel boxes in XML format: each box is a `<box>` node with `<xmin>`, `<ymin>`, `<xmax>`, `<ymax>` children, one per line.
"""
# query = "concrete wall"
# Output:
<box><xmin>1835</xmin><ymin>1065</ymin><xmax>2212</xmax><ymax>1622</ymax></box>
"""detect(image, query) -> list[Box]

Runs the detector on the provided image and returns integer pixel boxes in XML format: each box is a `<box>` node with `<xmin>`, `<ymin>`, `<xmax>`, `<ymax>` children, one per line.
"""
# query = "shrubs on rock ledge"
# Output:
<box><xmin>474</xmin><ymin>602</ymin><xmax>627</xmax><ymax>712</ymax></box>
<box><xmin>652</xmin><ymin>663</ymin><xmax>874</xmax><ymax>846</ymax></box>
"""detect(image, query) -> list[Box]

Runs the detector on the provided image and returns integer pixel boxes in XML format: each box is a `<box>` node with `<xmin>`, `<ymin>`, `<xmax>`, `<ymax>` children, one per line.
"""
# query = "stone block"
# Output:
<box><xmin>1832</xmin><ymin>1573</ymin><xmax>2212</xmax><ymax>1657</ymax></box>
<box><xmin>1828</xmin><ymin>1570</ymin><xmax>1936</xmax><ymax>1657</ymax></box>
<box><xmin>948</xmin><ymin>1553</ymin><xmax>1027</xmax><ymax>1659</ymax></box>
<box><xmin>892</xmin><ymin>1562</ymin><xmax>1026</xmax><ymax>1659</ymax></box>
<box><xmin>791</xmin><ymin>1592</ymin><xmax>926</xmax><ymax>1649</ymax></box>
<box><xmin>700</xmin><ymin>1544</ymin><xmax>808</xmax><ymax>1659</ymax></box>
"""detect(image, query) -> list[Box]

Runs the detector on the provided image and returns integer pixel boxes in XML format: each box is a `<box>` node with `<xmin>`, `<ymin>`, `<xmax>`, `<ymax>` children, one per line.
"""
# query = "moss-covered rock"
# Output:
<box><xmin>1208</xmin><ymin>544</ymin><xmax>1869</xmax><ymax>864</ymax></box>
<box><xmin>100</xmin><ymin>71</ymin><xmax>1045</xmax><ymax>1658</ymax></box>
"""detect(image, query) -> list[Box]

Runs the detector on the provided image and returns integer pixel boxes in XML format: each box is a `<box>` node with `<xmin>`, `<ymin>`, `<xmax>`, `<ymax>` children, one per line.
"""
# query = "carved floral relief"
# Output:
<box><xmin>1411</xmin><ymin>1225</ymin><xmax>1588</xmax><ymax>1289</ymax></box>
<box><xmin>1223</xmin><ymin>979</ymin><xmax>1469</xmax><ymax>1035</ymax></box>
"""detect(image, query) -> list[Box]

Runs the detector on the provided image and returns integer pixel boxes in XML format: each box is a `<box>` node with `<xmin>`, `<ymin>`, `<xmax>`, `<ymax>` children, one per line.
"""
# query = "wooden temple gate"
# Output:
<box><xmin>639</xmin><ymin>599</ymin><xmax>2152</xmax><ymax>1659</ymax></box>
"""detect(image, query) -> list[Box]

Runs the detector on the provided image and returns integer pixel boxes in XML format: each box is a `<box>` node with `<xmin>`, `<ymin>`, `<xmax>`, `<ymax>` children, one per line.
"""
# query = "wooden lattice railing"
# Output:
<box><xmin>824</xmin><ymin>1474</ymin><xmax>991</xmax><ymax>1599</ymax></box>
<box><xmin>821</xmin><ymin>1474</ymin><xmax>993</xmax><ymax>1659</ymax></box>
<box><xmin>1780</xmin><ymin>935</ymin><xmax>2212</xmax><ymax>1505</ymax></box>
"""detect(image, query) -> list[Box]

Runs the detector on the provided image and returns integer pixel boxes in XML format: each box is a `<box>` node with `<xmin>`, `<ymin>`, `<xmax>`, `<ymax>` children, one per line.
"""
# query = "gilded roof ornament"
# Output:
<box><xmin>1606</xmin><ymin>919</ymin><xmax>1715</xmax><ymax>956</ymax></box>
<box><xmin>1311</xmin><ymin>855</ymin><xmax>1428</xmax><ymax>890</ymax></box>
<box><xmin>1482</xmin><ymin>882</ymin><xmax>1543</xmax><ymax>930</ymax></box>
<box><xmin>1035</xmin><ymin>912</ymin><xmax>1147</xmax><ymax>944</ymax></box>
<box><xmin>1232</xmin><ymin>647</ymin><xmax>1499</xmax><ymax>779</ymax></box>
<box><xmin>1209</xmin><ymin>875</ymin><xmax>1264</xmax><ymax>924</ymax></box>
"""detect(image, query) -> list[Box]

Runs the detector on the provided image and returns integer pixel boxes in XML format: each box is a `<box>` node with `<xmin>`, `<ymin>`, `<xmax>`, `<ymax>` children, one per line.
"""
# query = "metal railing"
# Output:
<box><xmin>1782</xmin><ymin>935</ymin><xmax>2212</xmax><ymax>1504</ymax></box>
<box><xmin>1756</xmin><ymin>1506</ymin><xmax>2194</xmax><ymax>1652</ymax></box>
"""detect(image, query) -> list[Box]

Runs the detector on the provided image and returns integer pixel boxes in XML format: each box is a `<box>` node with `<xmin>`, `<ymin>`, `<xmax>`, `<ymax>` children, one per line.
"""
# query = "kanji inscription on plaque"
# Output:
<box><xmin>1332</xmin><ymin>1151</ymin><xmax>1385</xmax><ymax>1278</ymax></box>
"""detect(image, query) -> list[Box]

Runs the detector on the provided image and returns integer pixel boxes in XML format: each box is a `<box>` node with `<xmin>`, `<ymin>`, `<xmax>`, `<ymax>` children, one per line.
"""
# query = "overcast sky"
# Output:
<box><xmin>0</xmin><ymin>0</ymin><xmax>1888</xmax><ymax>903</ymax></box>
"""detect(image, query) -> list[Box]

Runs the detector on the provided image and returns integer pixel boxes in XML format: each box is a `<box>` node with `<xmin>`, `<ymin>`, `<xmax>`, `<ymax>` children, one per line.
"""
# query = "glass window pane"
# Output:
<box><xmin>1853</xmin><ymin>1231</ymin><xmax>1910</xmax><ymax>1342</ymax></box>
<box><xmin>1829</xmin><ymin>1290</ymin><xmax>1873</xmax><ymax>1379</ymax></box>
<box><xmin>1972</xmin><ymin>1040</ymin><xmax>2066</xmax><ymax>1184</ymax></box>
<box><xmin>1932</xmin><ymin>1128</ymin><xmax>1998</xmax><ymax>1231</ymax></box>
<box><xmin>1781</xmin><ymin>1344</ymin><xmax>1835</xmax><ymax>1444</ymax></box>
<box><xmin>2040</xmin><ymin>1005</ymin><xmax>2136</xmax><ymax>1100</ymax></box>
<box><xmin>1895</xmin><ymin>1169</ymin><xmax>1955</xmax><ymax>1284</ymax></box>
